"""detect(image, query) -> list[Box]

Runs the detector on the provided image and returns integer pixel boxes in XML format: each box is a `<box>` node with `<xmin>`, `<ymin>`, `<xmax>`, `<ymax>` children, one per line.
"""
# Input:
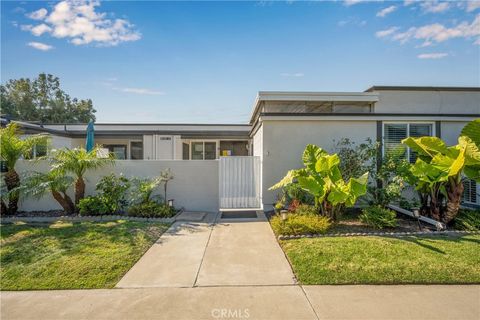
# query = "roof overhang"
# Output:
<box><xmin>248</xmin><ymin>91</ymin><xmax>379</xmax><ymax>124</ymax></box>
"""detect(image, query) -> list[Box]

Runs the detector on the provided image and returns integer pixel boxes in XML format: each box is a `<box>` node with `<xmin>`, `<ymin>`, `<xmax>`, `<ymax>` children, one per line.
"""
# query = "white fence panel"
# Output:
<box><xmin>219</xmin><ymin>156</ymin><xmax>261</xmax><ymax>209</ymax></box>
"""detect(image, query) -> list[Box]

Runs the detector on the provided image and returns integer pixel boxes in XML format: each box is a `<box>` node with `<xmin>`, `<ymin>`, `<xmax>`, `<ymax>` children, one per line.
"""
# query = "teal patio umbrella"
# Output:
<box><xmin>85</xmin><ymin>120</ymin><xmax>95</xmax><ymax>152</ymax></box>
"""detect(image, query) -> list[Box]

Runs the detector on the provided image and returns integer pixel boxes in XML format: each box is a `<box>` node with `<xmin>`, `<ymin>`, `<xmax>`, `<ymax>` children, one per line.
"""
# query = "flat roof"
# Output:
<box><xmin>249</xmin><ymin>91</ymin><xmax>379</xmax><ymax>124</ymax></box>
<box><xmin>365</xmin><ymin>86</ymin><xmax>480</xmax><ymax>92</ymax></box>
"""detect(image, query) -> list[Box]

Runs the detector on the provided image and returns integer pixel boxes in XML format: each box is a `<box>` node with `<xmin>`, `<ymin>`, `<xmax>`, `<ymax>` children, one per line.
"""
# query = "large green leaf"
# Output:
<box><xmin>459</xmin><ymin>136</ymin><xmax>480</xmax><ymax>165</ymax></box>
<box><xmin>297</xmin><ymin>176</ymin><xmax>325</xmax><ymax>198</ymax></box>
<box><xmin>327</xmin><ymin>185</ymin><xmax>349</xmax><ymax>205</ymax></box>
<box><xmin>431</xmin><ymin>146</ymin><xmax>465</xmax><ymax>177</ymax></box>
<box><xmin>269</xmin><ymin>169</ymin><xmax>299</xmax><ymax>190</ymax></box>
<box><xmin>464</xmin><ymin>165</ymin><xmax>480</xmax><ymax>182</ymax></box>
<box><xmin>460</xmin><ymin>118</ymin><xmax>480</xmax><ymax>148</ymax></box>
<box><xmin>302</xmin><ymin>144</ymin><xmax>325</xmax><ymax>171</ymax></box>
<box><xmin>315</xmin><ymin>154</ymin><xmax>340</xmax><ymax>173</ymax></box>
<box><xmin>410</xmin><ymin>158</ymin><xmax>448</xmax><ymax>185</ymax></box>
<box><xmin>402</xmin><ymin>136</ymin><xmax>448</xmax><ymax>159</ymax></box>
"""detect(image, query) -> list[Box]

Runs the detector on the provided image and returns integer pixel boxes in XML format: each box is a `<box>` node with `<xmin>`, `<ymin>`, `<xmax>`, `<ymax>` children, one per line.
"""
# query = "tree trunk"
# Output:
<box><xmin>52</xmin><ymin>190</ymin><xmax>74</xmax><ymax>214</ymax></box>
<box><xmin>444</xmin><ymin>180</ymin><xmax>464</xmax><ymax>224</ymax></box>
<box><xmin>4</xmin><ymin>169</ymin><xmax>20</xmax><ymax>215</ymax></box>
<box><xmin>75</xmin><ymin>177</ymin><xmax>85</xmax><ymax>206</ymax></box>
<box><xmin>63</xmin><ymin>192</ymin><xmax>75</xmax><ymax>214</ymax></box>
<box><xmin>429</xmin><ymin>194</ymin><xmax>441</xmax><ymax>221</ymax></box>
<box><xmin>0</xmin><ymin>200</ymin><xmax>7</xmax><ymax>216</ymax></box>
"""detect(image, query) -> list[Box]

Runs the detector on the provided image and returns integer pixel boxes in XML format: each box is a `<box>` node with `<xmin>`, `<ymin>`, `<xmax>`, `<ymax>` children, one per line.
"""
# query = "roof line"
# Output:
<box><xmin>365</xmin><ymin>86</ymin><xmax>480</xmax><ymax>92</ymax></box>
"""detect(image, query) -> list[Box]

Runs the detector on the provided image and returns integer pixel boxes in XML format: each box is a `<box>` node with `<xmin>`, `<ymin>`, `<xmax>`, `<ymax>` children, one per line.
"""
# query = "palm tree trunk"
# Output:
<box><xmin>4</xmin><ymin>169</ymin><xmax>20</xmax><ymax>215</ymax></box>
<box><xmin>63</xmin><ymin>192</ymin><xmax>75</xmax><ymax>214</ymax></box>
<box><xmin>444</xmin><ymin>179</ymin><xmax>464</xmax><ymax>224</ymax></box>
<box><xmin>75</xmin><ymin>176</ymin><xmax>85</xmax><ymax>206</ymax></box>
<box><xmin>0</xmin><ymin>200</ymin><xmax>7</xmax><ymax>215</ymax></box>
<box><xmin>52</xmin><ymin>190</ymin><xmax>74</xmax><ymax>214</ymax></box>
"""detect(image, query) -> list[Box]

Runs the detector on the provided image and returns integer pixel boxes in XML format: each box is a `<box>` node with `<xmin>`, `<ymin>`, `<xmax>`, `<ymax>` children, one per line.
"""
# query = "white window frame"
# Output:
<box><xmin>382</xmin><ymin>121</ymin><xmax>435</xmax><ymax>162</ymax></box>
<box><xmin>189</xmin><ymin>140</ymin><xmax>218</xmax><ymax>160</ymax></box>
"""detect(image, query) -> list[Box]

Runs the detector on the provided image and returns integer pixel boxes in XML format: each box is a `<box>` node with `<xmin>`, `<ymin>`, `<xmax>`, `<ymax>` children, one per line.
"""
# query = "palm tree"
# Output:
<box><xmin>16</xmin><ymin>170</ymin><xmax>75</xmax><ymax>214</ymax></box>
<box><xmin>50</xmin><ymin>147</ymin><xmax>114</xmax><ymax>206</ymax></box>
<box><xmin>0</xmin><ymin>123</ymin><xmax>49</xmax><ymax>214</ymax></box>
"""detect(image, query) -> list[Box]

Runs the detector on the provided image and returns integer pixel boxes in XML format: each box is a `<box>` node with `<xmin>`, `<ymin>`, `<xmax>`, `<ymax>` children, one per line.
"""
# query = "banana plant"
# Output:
<box><xmin>270</xmin><ymin>144</ymin><xmax>369</xmax><ymax>220</ymax></box>
<box><xmin>402</xmin><ymin>120</ymin><xmax>480</xmax><ymax>223</ymax></box>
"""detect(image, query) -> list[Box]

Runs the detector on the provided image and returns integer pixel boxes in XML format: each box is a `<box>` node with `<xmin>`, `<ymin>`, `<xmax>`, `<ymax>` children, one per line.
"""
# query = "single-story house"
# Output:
<box><xmin>3</xmin><ymin>86</ymin><xmax>480</xmax><ymax>212</ymax></box>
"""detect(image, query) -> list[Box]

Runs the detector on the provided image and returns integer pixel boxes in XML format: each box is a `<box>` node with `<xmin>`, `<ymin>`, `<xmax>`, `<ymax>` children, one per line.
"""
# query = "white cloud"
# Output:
<box><xmin>27</xmin><ymin>41</ymin><xmax>54</xmax><ymax>51</ymax></box>
<box><xmin>417</xmin><ymin>52</ymin><xmax>448</xmax><ymax>59</ymax></box>
<box><xmin>466</xmin><ymin>1</ymin><xmax>480</xmax><ymax>12</ymax></box>
<box><xmin>344</xmin><ymin>0</ymin><xmax>383</xmax><ymax>6</ymax></box>
<box><xmin>377</xmin><ymin>5</ymin><xmax>397</xmax><ymax>17</ymax></box>
<box><xmin>120</xmin><ymin>88</ymin><xmax>164</xmax><ymax>95</ymax></box>
<box><xmin>27</xmin><ymin>8</ymin><xmax>48</xmax><ymax>20</ymax></box>
<box><xmin>421</xmin><ymin>1</ymin><xmax>450</xmax><ymax>13</ymax></box>
<box><xmin>30</xmin><ymin>23</ymin><xmax>52</xmax><ymax>36</ymax></box>
<box><xmin>375</xmin><ymin>26</ymin><xmax>399</xmax><ymax>38</ymax></box>
<box><xmin>280</xmin><ymin>72</ymin><xmax>304</xmax><ymax>77</ymax></box>
<box><xmin>404</xmin><ymin>0</ymin><xmax>415</xmax><ymax>6</ymax></box>
<box><xmin>376</xmin><ymin>14</ymin><xmax>480</xmax><ymax>46</ymax></box>
<box><xmin>23</xmin><ymin>0</ymin><xmax>141</xmax><ymax>47</ymax></box>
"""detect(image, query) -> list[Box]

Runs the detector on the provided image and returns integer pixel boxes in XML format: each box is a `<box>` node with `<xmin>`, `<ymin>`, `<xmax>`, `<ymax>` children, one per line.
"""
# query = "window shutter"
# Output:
<box><xmin>463</xmin><ymin>179</ymin><xmax>478</xmax><ymax>204</ymax></box>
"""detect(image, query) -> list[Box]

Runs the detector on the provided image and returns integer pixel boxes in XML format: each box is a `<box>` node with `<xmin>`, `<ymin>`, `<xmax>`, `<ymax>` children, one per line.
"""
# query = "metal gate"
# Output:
<box><xmin>219</xmin><ymin>156</ymin><xmax>261</xmax><ymax>210</ymax></box>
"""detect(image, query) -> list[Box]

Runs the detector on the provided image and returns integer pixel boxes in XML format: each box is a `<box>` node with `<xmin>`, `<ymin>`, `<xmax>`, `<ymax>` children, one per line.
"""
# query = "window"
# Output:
<box><xmin>383</xmin><ymin>123</ymin><xmax>433</xmax><ymax>163</ymax></box>
<box><xmin>130</xmin><ymin>141</ymin><xmax>143</xmax><ymax>160</ymax></box>
<box><xmin>191</xmin><ymin>141</ymin><xmax>217</xmax><ymax>160</ymax></box>
<box><xmin>462</xmin><ymin>179</ymin><xmax>478</xmax><ymax>204</ymax></box>
<box><xmin>105</xmin><ymin>145</ymin><xmax>127</xmax><ymax>160</ymax></box>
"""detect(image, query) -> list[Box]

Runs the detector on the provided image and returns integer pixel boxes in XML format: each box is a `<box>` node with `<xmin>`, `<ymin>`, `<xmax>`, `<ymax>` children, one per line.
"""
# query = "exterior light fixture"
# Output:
<box><xmin>281</xmin><ymin>210</ymin><xmax>288</xmax><ymax>221</ymax></box>
<box><xmin>412</xmin><ymin>207</ymin><xmax>422</xmax><ymax>230</ymax></box>
<box><xmin>168</xmin><ymin>199</ymin><xmax>174</xmax><ymax>207</ymax></box>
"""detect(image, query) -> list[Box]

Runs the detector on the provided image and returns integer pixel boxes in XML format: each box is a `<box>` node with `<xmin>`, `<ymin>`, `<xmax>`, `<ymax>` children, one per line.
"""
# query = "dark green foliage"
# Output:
<box><xmin>282</xmin><ymin>183</ymin><xmax>314</xmax><ymax>206</ymax></box>
<box><xmin>128</xmin><ymin>201</ymin><xmax>176</xmax><ymax>218</ymax></box>
<box><xmin>454</xmin><ymin>209</ymin><xmax>480</xmax><ymax>231</ymax></box>
<box><xmin>360</xmin><ymin>206</ymin><xmax>397</xmax><ymax>229</ymax></box>
<box><xmin>0</xmin><ymin>73</ymin><xmax>96</xmax><ymax>123</ymax></box>
<box><xmin>96</xmin><ymin>174</ymin><xmax>130</xmax><ymax>212</ymax></box>
<box><xmin>78</xmin><ymin>196</ymin><xmax>110</xmax><ymax>216</ymax></box>
<box><xmin>270</xmin><ymin>213</ymin><xmax>331</xmax><ymax>236</ymax></box>
<box><xmin>292</xmin><ymin>204</ymin><xmax>318</xmax><ymax>216</ymax></box>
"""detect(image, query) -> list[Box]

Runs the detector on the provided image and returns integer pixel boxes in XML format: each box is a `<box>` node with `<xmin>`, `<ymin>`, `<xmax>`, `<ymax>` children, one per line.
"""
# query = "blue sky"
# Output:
<box><xmin>1</xmin><ymin>1</ymin><xmax>479</xmax><ymax>123</ymax></box>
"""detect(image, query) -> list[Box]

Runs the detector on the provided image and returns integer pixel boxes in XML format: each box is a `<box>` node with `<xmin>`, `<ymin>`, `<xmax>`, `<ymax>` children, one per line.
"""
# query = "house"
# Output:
<box><xmin>4</xmin><ymin>86</ymin><xmax>480</xmax><ymax>212</ymax></box>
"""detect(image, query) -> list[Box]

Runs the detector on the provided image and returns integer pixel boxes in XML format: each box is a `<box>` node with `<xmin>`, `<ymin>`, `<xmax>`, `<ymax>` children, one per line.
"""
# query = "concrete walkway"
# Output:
<box><xmin>2</xmin><ymin>285</ymin><xmax>479</xmax><ymax>320</ymax></box>
<box><xmin>117</xmin><ymin>211</ymin><xmax>295</xmax><ymax>288</ymax></box>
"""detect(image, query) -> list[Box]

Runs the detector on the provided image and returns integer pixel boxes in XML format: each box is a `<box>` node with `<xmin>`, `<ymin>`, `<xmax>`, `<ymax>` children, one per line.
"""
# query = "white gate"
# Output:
<box><xmin>219</xmin><ymin>156</ymin><xmax>261</xmax><ymax>210</ymax></box>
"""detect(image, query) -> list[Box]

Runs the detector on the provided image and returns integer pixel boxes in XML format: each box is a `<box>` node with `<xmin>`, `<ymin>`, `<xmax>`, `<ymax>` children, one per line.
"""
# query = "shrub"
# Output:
<box><xmin>78</xmin><ymin>196</ymin><xmax>110</xmax><ymax>216</ymax></box>
<box><xmin>454</xmin><ymin>209</ymin><xmax>480</xmax><ymax>231</ymax></box>
<box><xmin>293</xmin><ymin>204</ymin><xmax>318</xmax><ymax>215</ymax></box>
<box><xmin>360</xmin><ymin>206</ymin><xmax>397</xmax><ymax>229</ymax></box>
<box><xmin>128</xmin><ymin>201</ymin><xmax>176</xmax><ymax>218</ymax></box>
<box><xmin>283</xmin><ymin>183</ymin><xmax>314</xmax><ymax>206</ymax></box>
<box><xmin>270</xmin><ymin>213</ymin><xmax>331</xmax><ymax>236</ymax></box>
<box><xmin>96</xmin><ymin>173</ymin><xmax>130</xmax><ymax>213</ymax></box>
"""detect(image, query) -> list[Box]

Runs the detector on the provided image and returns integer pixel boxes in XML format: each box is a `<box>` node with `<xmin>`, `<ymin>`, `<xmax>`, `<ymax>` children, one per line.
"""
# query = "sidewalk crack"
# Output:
<box><xmin>192</xmin><ymin>211</ymin><xmax>219</xmax><ymax>287</ymax></box>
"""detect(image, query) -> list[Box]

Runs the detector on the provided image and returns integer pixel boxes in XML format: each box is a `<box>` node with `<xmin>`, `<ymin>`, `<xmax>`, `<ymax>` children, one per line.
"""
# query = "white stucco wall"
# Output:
<box><xmin>374</xmin><ymin>90</ymin><xmax>480</xmax><ymax>114</ymax></box>
<box><xmin>441</xmin><ymin>121</ymin><xmax>469</xmax><ymax>146</ymax></box>
<box><xmin>260</xmin><ymin>120</ymin><xmax>377</xmax><ymax>208</ymax></box>
<box><xmin>16</xmin><ymin>160</ymin><xmax>219</xmax><ymax>213</ymax></box>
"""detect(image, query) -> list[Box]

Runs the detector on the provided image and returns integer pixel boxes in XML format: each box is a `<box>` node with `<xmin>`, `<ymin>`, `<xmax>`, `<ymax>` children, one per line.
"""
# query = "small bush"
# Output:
<box><xmin>270</xmin><ymin>213</ymin><xmax>331</xmax><ymax>236</ymax></box>
<box><xmin>96</xmin><ymin>174</ymin><xmax>130</xmax><ymax>212</ymax></box>
<box><xmin>293</xmin><ymin>204</ymin><xmax>318</xmax><ymax>215</ymax></box>
<box><xmin>78</xmin><ymin>196</ymin><xmax>110</xmax><ymax>216</ymax></box>
<box><xmin>360</xmin><ymin>206</ymin><xmax>397</xmax><ymax>229</ymax></box>
<box><xmin>454</xmin><ymin>209</ymin><xmax>480</xmax><ymax>231</ymax></box>
<box><xmin>128</xmin><ymin>201</ymin><xmax>176</xmax><ymax>218</ymax></box>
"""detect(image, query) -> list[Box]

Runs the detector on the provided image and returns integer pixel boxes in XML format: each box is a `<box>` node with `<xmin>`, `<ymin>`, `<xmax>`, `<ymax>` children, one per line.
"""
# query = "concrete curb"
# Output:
<box><xmin>1</xmin><ymin>209</ymin><xmax>184</xmax><ymax>224</ymax></box>
<box><xmin>278</xmin><ymin>229</ymin><xmax>480</xmax><ymax>240</ymax></box>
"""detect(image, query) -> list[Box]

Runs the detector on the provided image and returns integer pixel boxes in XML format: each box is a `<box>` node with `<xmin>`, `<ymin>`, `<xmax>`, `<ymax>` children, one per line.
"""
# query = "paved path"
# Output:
<box><xmin>2</xmin><ymin>212</ymin><xmax>480</xmax><ymax>319</ymax></box>
<box><xmin>117</xmin><ymin>211</ymin><xmax>295</xmax><ymax>288</ymax></box>
<box><xmin>2</xmin><ymin>285</ymin><xmax>479</xmax><ymax>320</ymax></box>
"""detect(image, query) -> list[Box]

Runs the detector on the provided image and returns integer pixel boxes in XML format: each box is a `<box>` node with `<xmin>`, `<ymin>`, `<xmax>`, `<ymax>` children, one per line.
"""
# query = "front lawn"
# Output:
<box><xmin>0</xmin><ymin>220</ymin><xmax>169</xmax><ymax>290</ymax></box>
<box><xmin>280</xmin><ymin>235</ymin><xmax>480</xmax><ymax>284</ymax></box>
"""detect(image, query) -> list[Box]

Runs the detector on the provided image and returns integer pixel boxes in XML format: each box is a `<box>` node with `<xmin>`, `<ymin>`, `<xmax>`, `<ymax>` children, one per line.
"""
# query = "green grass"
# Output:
<box><xmin>0</xmin><ymin>220</ymin><xmax>169</xmax><ymax>290</ymax></box>
<box><xmin>280</xmin><ymin>235</ymin><xmax>480</xmax><ymax>284</ymax></box>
